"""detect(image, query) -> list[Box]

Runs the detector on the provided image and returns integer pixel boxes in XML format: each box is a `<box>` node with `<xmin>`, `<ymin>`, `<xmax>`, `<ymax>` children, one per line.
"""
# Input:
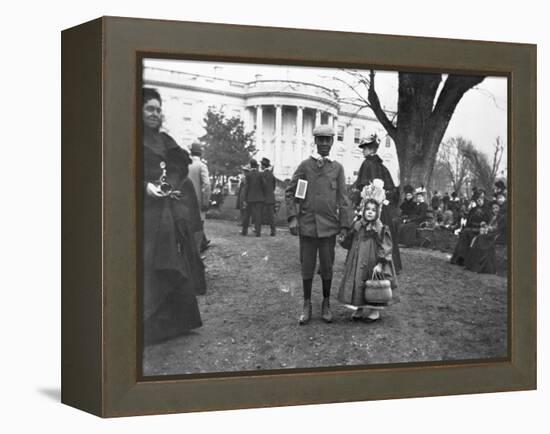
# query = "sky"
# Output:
<box><xmin>145</xmin><ymin>58</ymin><xmax>507</xmax><ymax>170</ymax></box>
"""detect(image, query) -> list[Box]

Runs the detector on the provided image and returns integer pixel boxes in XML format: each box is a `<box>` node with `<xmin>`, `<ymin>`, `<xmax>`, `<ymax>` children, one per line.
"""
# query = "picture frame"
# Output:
<box><xmin>61</xmin><ymin>16</ymin><xmax>536</xmax><ymax>417</ymax></box>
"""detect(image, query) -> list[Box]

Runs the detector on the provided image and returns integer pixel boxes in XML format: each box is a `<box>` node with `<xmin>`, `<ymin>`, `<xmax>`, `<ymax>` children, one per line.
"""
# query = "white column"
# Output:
<box><xmin>327</xmin><ymin>113</ymin><xmax>333</xmax><ymax>127</ymax></box>
<box><xmin>296</xmin><ymin>106</ymin><xmax>304</xmax><ymax>160</ymax></box>
<box><xmin>315</xmin><ymin>109</ymin><xmax>321</xmax><ymax>127</ymax></box>
<box><xmin>255</xmin><ymin>105</ymin><xmax>263</xmax><ymax>154</ymax></box>
<box><xmin>275</xmin><ymin>104</ymin><xmax>282</xmax><ymax>172</ymax></box>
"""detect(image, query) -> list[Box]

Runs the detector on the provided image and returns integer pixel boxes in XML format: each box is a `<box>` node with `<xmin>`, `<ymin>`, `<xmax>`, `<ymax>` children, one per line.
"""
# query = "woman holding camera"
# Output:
<box><xmin>142</xmin><ymin>87</ymin><xmax>205</xmax><ymax>345</ymax></box>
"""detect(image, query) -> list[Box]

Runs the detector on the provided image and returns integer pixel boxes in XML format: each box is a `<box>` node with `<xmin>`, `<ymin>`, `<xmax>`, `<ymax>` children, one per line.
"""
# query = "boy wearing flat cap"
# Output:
<box><xmin>285</xmin><ymin>124</ymin><xmax>350</xmax><ymax>325</ymax></box>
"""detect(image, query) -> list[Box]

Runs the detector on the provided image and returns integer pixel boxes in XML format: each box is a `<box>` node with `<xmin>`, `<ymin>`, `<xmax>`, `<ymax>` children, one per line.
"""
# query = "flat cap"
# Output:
<box><xmin>312</xmin><ymin>124</ymin><xmax>335</xmax><ymax>137</ymax></box>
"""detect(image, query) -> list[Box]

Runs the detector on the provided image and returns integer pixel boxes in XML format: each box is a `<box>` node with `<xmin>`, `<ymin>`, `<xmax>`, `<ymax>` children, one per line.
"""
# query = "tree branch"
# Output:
<box><xmin>331</xmin><ymin>74</ymin><xmax>371</xmax><ymax>107</ymax></box>
<box><xmin>367</xmin><ymin>70</ymin><xmax>397</xmax><ymax>139</ymax></box>
<box><xmin>431</xmin><ymin>75</ymin><xmax>486</xmax><ymax>128</ymax></box>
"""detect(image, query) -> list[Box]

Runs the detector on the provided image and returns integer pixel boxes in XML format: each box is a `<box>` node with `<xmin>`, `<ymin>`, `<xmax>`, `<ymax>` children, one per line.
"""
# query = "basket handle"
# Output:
<box><xmin>371</xmin><ymin>270</ymin><xmax>385</xmax><ymax>280</ymax></box>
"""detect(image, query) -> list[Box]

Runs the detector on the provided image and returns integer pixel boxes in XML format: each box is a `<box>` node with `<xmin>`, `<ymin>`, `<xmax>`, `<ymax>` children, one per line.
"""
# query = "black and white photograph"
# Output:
<box><xmin>140</xmin><ymin>58</ymin><xmax>508</xmax><ymax>376</ymax></box>
<box><xmin>4</xmin><ymin>0</ymin><xmax>545</xmax><ymax>429</ymax></box>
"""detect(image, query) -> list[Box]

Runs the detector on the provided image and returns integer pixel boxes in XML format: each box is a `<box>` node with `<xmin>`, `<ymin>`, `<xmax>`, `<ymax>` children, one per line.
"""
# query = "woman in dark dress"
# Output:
<box><xmin>398</xmin><ymin>188</ymin><xmax>430</xmax><ymax>246</ymax></box>
<box><xmin>465</xmin><ymin>202</ymin><xmax>500</xmax><ymax>274</ymax></box>
<box><xmin>398</xmin><ymin>185</ymin><xmax>418</xmax><ymax>246</ymax></box>
<box><xmin>450</xmin><ymin>194</ymin><xmax>492</xmax><ymax>266</ymax></box>
<box><xmin>142</xmin><ymin>87</ymin><xmax>205</xmax><ymax>345</ymax></box>
<box><xmin>494</xmin><ymin>192</ymin><xmax>507</xmax><ymax>245</ymax></box>
<box><xmin>353</xmin><ymin>134</ymin><xmax>402</xmax><ymax>272</ymax></box>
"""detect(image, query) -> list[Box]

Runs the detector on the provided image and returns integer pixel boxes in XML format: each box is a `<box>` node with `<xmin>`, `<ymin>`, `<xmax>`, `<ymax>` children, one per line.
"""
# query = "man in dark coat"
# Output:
<box><xmin>286</xmin><ymin>125</ymin><xmax>350</xmax><ymax>325</ymax></box>
<box><xmin>261</xmin><ymin>157</ymin><xmax>277</xmax><ymax>236</ymax></box>
<box><xmin>353</xmin><ymin>134</ymin><xmax>402</xmax><ymax>272</ymax></box>
<box><xmin>235</xmin><ymin>165</ymin><xmax>250</xmax><ymax>225</ymax></box>
<box><xmin>242</xmin><ymin>158</ymin><xmax>266</xmax><ymax>237</ymax></box>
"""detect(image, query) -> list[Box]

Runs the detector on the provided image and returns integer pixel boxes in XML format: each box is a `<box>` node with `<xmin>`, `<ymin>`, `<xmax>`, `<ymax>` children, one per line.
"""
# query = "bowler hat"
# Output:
<box><xmin>312</xmin><ymin>124</ymin><xmax>335</xmax><ymax>137</ymax></box>
<box><xmin>403</xmin><ymin>184</ymin><xmax>414</xmax><ymax>194</ymax></box>
<box><xmin>261</xmin><ymin>157</ymin><xmax>271</xmax><ymax>167</ymax></box>
<box><xmin>249</xmin><ymin>158</ymin><xmax>259</xmax><ymax>168</ymax></box>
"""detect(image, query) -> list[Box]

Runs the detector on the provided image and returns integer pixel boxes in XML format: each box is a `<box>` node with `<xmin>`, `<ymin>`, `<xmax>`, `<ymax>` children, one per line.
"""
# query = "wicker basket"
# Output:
<box><xmin>364</xmin><ymin>271</ymin><xmax>393</xmax><ymax>305</ymax></box>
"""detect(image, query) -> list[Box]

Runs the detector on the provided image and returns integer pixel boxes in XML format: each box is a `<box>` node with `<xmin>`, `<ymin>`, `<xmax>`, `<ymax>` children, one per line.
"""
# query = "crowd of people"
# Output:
<box><xmin>395</xmin><ymin>181</ymin><xmax>507</xmax><ymax>274</ymax></box>
<box><xmin>448</xmin><ymin>182</ymin><xmax>507</xmax><ymax>274</ymax></box>
<box><xmin>142</xmin><ymin>85</ymin><xmax>507</xmax><ymax>345</ymax></box>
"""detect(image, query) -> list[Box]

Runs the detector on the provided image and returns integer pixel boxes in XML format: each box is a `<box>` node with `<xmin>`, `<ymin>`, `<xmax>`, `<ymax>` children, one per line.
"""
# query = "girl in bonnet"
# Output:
<box><xmin>337</xmin><ymin>179</ymin><xmax>398</xmax><ymax>322</ymax></box>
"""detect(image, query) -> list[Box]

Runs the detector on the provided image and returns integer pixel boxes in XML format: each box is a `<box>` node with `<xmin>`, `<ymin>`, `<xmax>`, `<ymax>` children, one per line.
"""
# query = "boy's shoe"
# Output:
<box><xmin>321</xmin><ymin>298</ymin><xmax>333</xmax><ymax>323</ymax></box>
<box><xmin>298</xmin><ymin>300</ymin><xmax>312</xmax><ymax>325</ymax></box>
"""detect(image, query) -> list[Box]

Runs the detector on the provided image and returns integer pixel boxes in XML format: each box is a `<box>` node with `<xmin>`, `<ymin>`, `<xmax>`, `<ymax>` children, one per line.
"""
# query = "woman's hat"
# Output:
<box><xmin>358</xmin><ymin>133</ymin><xmax>380</xmax><ymax>149</ymax></box>
<box><xmin>403</xmin><ymin>184</ymin><xmax>414</xmax><ymax>194</ymax></box>
<box><xmin>494</xmin><ymin>179</ymin><xmax>506</xmax><ymax>190</ymax></box>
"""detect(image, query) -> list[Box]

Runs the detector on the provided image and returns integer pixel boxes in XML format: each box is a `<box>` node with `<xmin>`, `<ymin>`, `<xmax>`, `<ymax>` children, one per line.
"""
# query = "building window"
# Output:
<box><xmin>354</xmin><ymin>128</ymin><xmax>361</xmax><ymax>144</ymax></box>
<box><xmin>182</xmin><ymin>102</ymin><xmax>193</xmax><ymax>122</ymax></box>
<box><xmin>337</xmin><ymin>125</ymin><xmax>344</xmax><ymax>142</ymax></box>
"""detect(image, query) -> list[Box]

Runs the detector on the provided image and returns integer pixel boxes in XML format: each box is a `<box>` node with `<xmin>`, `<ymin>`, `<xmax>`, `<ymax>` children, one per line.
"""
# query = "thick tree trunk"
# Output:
<box><xmin>397</xmin><ymin>138</ymin><xmax>437</xmax><ymax>188</ymax></box>
<box><xmin>368</xmin><ymin>71</ymin><xmax>485</xmax><ymax>192</ymax></box>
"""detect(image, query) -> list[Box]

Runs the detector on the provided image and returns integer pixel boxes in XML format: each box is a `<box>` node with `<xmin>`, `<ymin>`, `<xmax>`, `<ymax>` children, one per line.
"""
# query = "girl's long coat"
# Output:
<box><xmin>143</xmin><ymin>127</ymin><xmax>205</xmax><ymax>343</ymax></box>
<box><xmin>337</xmin><ymin>219</ymin><xmax>399</xmax><ymax>308</ymax></box>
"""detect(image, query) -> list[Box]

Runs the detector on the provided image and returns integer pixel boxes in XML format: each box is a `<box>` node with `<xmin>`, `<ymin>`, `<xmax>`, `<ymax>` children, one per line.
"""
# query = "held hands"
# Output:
<box><xmin>337</xmin><ymin>228</ymin><xmax>348</xmax><ymax>243</ymax></box>
<box><xmin>288</xmin><ymin>217</ymin><xmax>299</xmax><ymax>236</ymax></box>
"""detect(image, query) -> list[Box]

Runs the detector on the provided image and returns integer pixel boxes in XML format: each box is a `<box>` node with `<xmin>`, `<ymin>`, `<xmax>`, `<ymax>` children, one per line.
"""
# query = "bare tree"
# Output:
<box><xmin>460</xmin><ymin>136</ymin><xmax>506</xmax><ymax>193</ymax></box>
<box><xmin>490</xmin><ymin>136</ymin><xmax>505</xmax><ymax>183</ymax></box>
<box><xmin>335</xmin><ymin>70</ymin><xmax>485</xmax><ymax>188</ymax></box>
<box><xmin>459</xmin><ymin>143</ymin><xmax>491</xmax><ymax>193</ymax></box>
<box><xmin>437</xmin><ymin>136</ymin><xmax>472</xmax><ymax>193</ymax></box>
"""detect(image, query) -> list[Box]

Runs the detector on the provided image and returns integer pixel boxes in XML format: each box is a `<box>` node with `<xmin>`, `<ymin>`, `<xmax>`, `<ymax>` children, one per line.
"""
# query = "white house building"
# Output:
<box><xmin>143</xmin><ymin>66</ymin><xmax>400</xmax><ymax>185</ymax></box>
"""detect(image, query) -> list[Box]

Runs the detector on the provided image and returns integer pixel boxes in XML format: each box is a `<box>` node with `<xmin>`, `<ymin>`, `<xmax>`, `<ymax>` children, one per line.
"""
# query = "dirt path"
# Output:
<box><xmin>143</xmin><ymin>219</ymin><xmax>507</xmax><ymax>376</ymax></box>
